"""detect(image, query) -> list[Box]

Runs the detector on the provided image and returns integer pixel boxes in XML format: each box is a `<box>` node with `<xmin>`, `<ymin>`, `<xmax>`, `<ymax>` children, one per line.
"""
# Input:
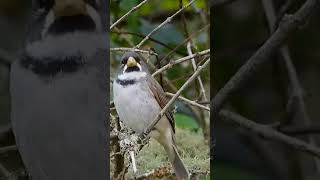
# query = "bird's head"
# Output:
<box><xmin>120</xmin><ymin>52</ymin><xmax>144</xmax><ymax>73</ymax></box>
<box><xmin>37</xmin><ymin>0</ymin><xmax>103</xmax><ymax>37</ymax></box>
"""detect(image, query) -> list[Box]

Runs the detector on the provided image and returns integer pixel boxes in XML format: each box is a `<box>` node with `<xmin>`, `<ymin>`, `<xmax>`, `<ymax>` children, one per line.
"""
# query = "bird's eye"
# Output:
<box><xmin>121</xmin><ymin>58</ymin><xmax>127</xmax><ymax>65</ymax></box>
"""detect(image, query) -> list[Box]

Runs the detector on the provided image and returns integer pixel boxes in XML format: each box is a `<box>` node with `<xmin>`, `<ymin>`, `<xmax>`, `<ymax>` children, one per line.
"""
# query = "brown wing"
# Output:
<box><xmin>147</xmin><ymin>75</ymin><xmax>175</xmax><ymax>133</ymax></box>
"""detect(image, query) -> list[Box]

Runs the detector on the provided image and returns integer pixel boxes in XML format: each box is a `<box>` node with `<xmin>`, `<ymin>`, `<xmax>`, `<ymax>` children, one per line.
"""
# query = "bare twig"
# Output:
<box><xmin>220</xmin><ymin>110</ymin><xmax>320</xmax><ymax>158</ymax></box>
<box><xmin>278</xmin><ymin>0</ymin><xmax>295</xmax><ymax>23</ymax></box>
<box><xmin>110</xmin><ymin>0</ymin><xmax>149</xmax><ymax>30</ymax></box>
<box><xmin>113</xmin><ymin>27</ymin><xmax>135</xmax><ymax>47</ymax></box>
<box><xmin>136</xmin><ymin>0</ymin><xmax>197</xmax><ymax>48</ymax></box>
<box><xmin>160</xmin><ymin>24</ymin><xmax>210</xmax><ymax>63</ymax></box>
<box><xmin>143</xmin><ymin>58</ymin><xmax>210</xmax><ymax>137</ymax></box>
<box><xmin>110</xmin><ymin>48</ymin><xmax>158</xmax><ymax>56</ymax></box>
<box><xmin>111</xmin><ymin>31</ymin><xmax>187</xmax><ymax>56</ymax></box>
<box><xmin>0</xmin><ymin>145</ymin><xmax>17</xmax><ymax>154</ymax></box>
<box><xmin>165</xmin><ymin>92</ymin><xmax>210</xmax><ymax>111</ymax></box>
<box><xmin>212</xmin><ymin>0</ymin><xmax>320</xmax><ymax>113</ymax></box>
<box><xmin>187</xmin><ymin>42</ymin><xmax>208</xmax><ymax>102</ymax></box>
<box><xmin>153</xmin><ymin>49</ymin><xmax>210</xmax><ymax>76</ymax></box>
<box><xmin>280</xmin><ymin>124</ymin><xmax>320</xmax><ymax>135</ymax></box>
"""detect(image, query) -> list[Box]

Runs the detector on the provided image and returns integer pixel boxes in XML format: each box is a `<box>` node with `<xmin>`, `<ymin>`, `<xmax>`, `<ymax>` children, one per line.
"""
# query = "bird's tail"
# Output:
<box><xmin>168</xmin><ymin>143</ymin><xmax>190</xmax><ymax>179</ymax></box>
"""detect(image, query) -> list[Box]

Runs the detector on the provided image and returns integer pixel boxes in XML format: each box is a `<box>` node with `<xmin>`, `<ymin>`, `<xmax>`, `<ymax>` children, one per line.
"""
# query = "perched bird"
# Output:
<box><xmin>10</xmin><ymin>0</ymin><xmax>108</xmax><ymax>179</ymax></box>
<box><xmin>113</xmin><ymin>52</ymin><xmax>190</xmax><ymax>179</ymax></box>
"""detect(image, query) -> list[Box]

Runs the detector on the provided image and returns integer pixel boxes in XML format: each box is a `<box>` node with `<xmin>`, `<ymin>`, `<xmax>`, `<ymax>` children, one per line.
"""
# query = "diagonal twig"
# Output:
<box><xmin>220</xmin><ymin>110</ymin><xmax>320</xmax><ymax>158</ymax></box>
<box><xmin>136</xmin><ymin>0</ymin><xmax>197</xmax><ymax>48</ymax></box>
<box><xmin>110</xmin><ymin>48</ymin><xmax>158</xmax><ymax>56</ymax></box>
<box><xmin>165</xmin><ymin>92</ymin><xmax>210</xmax><ymax>111</ymax></box>
<box><xmin>187</xmin><ymin>42</ymin><xmax>208</xmax><ymax>102</ymax></box>
<box><xmin>0</xmin><ymin>145</ymin><xmax>17</xmax><ymax>154</ymax></box>
<box><xmin>110</xmin><ymin>31</ymin><xmax>187</xmax><ymax>56</ymax></box>
<box><xmin>142</xmin><ymin>58</ymin><xmax>210</xmax><ymax>137</ymax></box>
<box><xmin>153</xmin><ymin>49</ymin><xmax>210</xmax><ymax>76</ymax></box>
<box><xmin>110</xmin><ymin>0</ymin><xmax>149</xmax><ymax>30</ymax></box>
<box><xmin>212</xmin><ymin>0</ymin><xmax>320</xmax><ymax>113</ymax></box>
<box><xmin>160</xmin><ymin>24</ymin><xmax>210</xmax><ymax>64</ymax></box>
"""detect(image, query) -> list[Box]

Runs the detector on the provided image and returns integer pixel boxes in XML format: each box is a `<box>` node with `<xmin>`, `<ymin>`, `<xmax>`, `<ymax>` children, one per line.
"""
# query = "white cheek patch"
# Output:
<box><xmin>137</xmin><ymin>63</ymin><xmax>142</xmax><ymax>71</ymax></box>
<box><xmin>118</xmin><ymin>72</ymin><xmax>147</xmax><ymax>81</ymax></box>
<box><xmin>123</xmin><ymin>65</ymin><xmax>128</xmax><ymax>73</ymax></box>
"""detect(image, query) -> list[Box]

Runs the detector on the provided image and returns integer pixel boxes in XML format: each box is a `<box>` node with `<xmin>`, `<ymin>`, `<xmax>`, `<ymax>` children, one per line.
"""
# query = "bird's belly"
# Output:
<box><xmin>113</xmin><ymin>82</ymin><xmax>161</xmax><ymax>134</ymax></box>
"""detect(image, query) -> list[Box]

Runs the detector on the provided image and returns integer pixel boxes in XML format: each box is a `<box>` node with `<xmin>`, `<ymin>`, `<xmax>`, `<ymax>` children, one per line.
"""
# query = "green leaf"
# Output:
<box><xmin>175</xmin><ymin>113</ymin><xmax>199</xmax><ymax>130</ymax></box>
<box><xmin>119</xmin><ymin>0</ymin><xmax>139</xmax><ymax>11</ymax></box>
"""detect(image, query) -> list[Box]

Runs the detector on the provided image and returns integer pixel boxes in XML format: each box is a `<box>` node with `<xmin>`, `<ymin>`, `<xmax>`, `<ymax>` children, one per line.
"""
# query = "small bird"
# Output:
<box><xmin>113</xmin><ymin>51</ymin><xmax>190</xmax><ymax>179</ymax></box>
<box><xmin>10</xmin><ymin>0</ymin><xmax>108</xmax><ymax>179</ymax></box>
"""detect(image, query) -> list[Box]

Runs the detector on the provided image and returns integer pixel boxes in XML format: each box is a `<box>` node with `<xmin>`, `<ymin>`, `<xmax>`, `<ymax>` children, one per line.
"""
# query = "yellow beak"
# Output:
<box><xmin>53</xmin><ymin>0</ymin><xmax>87</xmax><ymax>17</ymax></box>
<box><xmin>127</xmin><ymin>57</ymin><xmax>137</xmax><ymax>67</ymax></box>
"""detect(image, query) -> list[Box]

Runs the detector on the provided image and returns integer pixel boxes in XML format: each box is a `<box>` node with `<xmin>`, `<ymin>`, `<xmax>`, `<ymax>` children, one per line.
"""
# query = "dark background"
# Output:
<box><xmin>0</xmin><ymin>0</ymin><xmax>31</xmax><ymax>179</ymax></box>
<box><xmin>212</xmin><ymin>0</ymin><xmax>320</xmax><ymax>180</ymax></box>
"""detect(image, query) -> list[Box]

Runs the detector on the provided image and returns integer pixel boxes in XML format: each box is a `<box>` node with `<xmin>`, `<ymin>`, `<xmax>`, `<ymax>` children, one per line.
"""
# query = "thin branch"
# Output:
<box><xmin>0</xmin><ymin>145</ymin><xmax>17</xmax><ymax>154</ymax></box>
<box><xmin>110</xmin><ymin>0</ymin><xmax>149</xmax><ymax>30</ymax></box>
<box><xmin>187</xmin><ymin>42</ymin><xmax>208</xmax><ymax>102</ymax></box>
<box><xmin>110</xmin><ymin>48</ymin><xmax>158</xmax><ymax>56</ymax></box>
<box><xmin>165</xmin><ymin>92</ymin><xmax>210</xmax><ymax>111</ymax></box>
<box><xmin>142</xmin><ymin>58</ymin><xmax>210</xmax><ymax>137</ymax></box>
<box><xmin>220</xmin><ymin>110</ymin><xmax>320</xmax><ymax>158</ymax></box>
<box><xmin>278</xmin><ymin>0</ymin><xmax>295</xmax><ymax>23</ymax></box>
<box><xmin>160</xmin><ymin>24</ymin><xmax>209</xmax><ymax>63</ymax></box>
<box><xmin>153</xmin><ymin>49</ymin><xmax>210</xmax><ymax>76</ymax></box>
<box><xmin>136</xmin><ymin>0</ymin><xmax>197</xmax><ymax>48</ymax></box>
<box><xmin>212</xmin><ymin>0</ymin><xmax>320</xmax><ymax>113</ymax></box>
<box><xmin>111</xmin><ymin>31</ymin><xmax>187</xmax><ymax>56</ymax></box>
<box><xmin>113</xmin><ymin>27</ymin><xmax>135</xmax><ymax>47</ymax></box>
<box><xmin>280</xmin><ymin>124</ymin><xmax>320</xmax><ymax>135</ymax></box>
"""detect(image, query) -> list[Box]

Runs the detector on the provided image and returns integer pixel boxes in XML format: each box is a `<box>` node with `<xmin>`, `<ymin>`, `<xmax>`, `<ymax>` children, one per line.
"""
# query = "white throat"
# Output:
<box><xmin>118</xmin><ymin>71</ymin><xmax>147</xmax><ymax>81</ymax></box>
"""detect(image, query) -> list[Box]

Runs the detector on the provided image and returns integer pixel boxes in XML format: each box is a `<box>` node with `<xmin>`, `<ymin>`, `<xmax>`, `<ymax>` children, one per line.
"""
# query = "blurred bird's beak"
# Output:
<box><xmin>127</xmin><ymin>57</ymin><xmax>137</xmax><ymax>67</ymax></box>
<box><xmin>53</xmin><ymin>0</ymin><xmax>87</xmax><ymax>17</ymax></box>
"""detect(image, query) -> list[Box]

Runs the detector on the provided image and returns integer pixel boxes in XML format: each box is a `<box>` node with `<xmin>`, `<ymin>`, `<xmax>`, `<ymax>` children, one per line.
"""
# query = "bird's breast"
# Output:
<box><xmin>113</xmin><ymin>80</ymin><xmax>161</xmax><ymax>134</ymax></box>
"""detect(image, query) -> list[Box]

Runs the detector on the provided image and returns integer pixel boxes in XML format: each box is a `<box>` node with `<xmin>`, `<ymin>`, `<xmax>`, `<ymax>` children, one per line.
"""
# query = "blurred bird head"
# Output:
<box><xmin>36</xmin><ymin>0</ymin><xmax>103</xmax><ymax>37</ymax></box>
<box><xmin>21</xmin><ymin>0</ymin><xmax>107</xmax><ymax>78</ymax></box>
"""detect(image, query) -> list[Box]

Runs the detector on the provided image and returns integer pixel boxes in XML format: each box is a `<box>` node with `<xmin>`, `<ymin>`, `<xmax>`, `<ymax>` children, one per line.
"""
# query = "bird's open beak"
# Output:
<box><xmin>127</xmin><ymin>57</ymin><xmax>138</xmax><ymax>67</ymax></box>
<box><xmin>53</xmin><ymin>0</ymin><xmax>87</xmax><ymax>17</ymax></box>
